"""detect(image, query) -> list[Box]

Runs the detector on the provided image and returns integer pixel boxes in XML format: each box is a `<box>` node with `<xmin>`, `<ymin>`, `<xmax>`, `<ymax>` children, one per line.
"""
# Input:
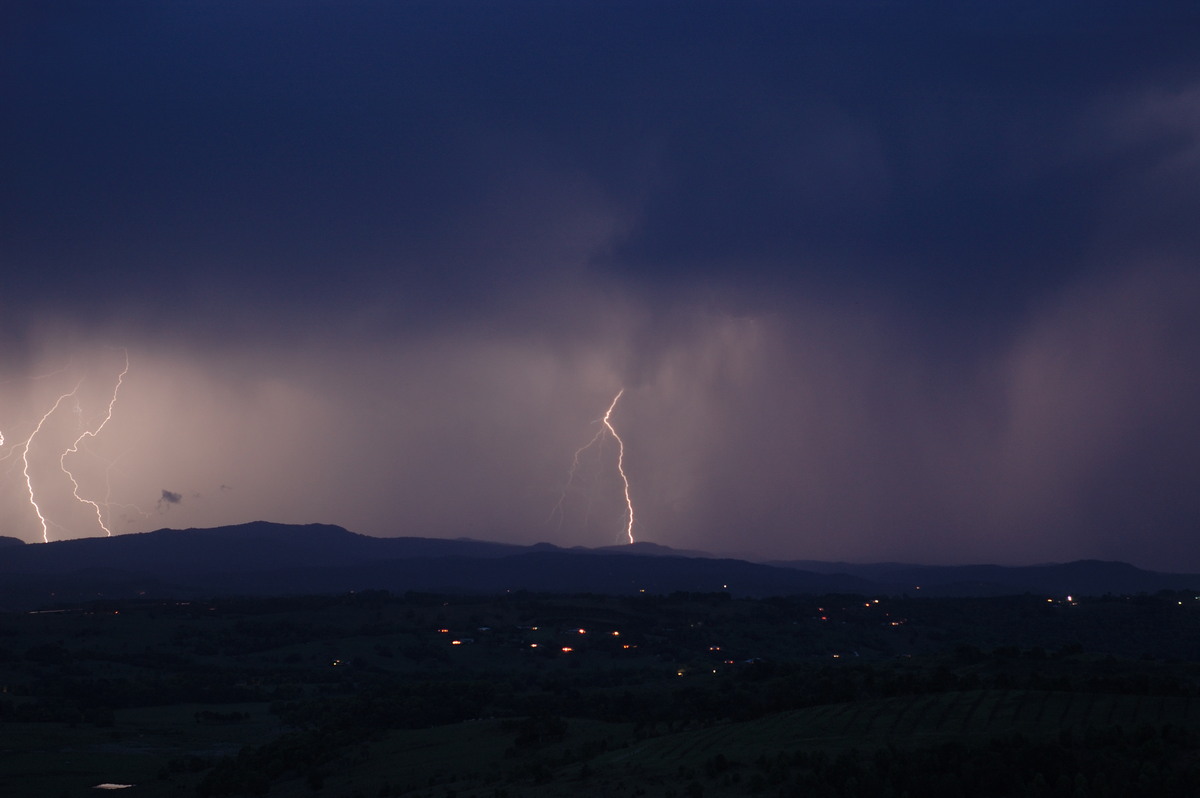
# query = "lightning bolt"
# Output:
<box><xmin>59</xmin><ymin>350</ymin><xmax>129</xmax><ymax>536</ymax></box>
<box><xmin>21</xmin><ymin>385</ymin><xmax>82</xmax><ymax>543</ymax></box>
<box><xmin>604</xmin><ymin>390</ymin><xmax>636</xmax><ymax>545</ymax></box>
<box><xmin>7</xmin><ymin>351</ymin><xmax>133</xmax><ymax>542</ymax></box>
<box><xmin>553</xmin><ymin>389</ymin><xmax>636</xmax><ymax>545</ymax></box>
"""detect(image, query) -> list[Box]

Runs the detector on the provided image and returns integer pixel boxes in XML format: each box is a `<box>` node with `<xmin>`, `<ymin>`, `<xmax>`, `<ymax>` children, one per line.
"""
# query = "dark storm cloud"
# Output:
<box><xmin>159</xmin><ymin>490</ymin><xmax>182</xmax><ymax>507</ymax></box>
<box><xmin>3</xmin><ymin>2</ymin><xmax>1199</xmax><ymax>569</ymax></box>
<box><xmin>5</xmin><ymin>5</ymin><xmax>1193</xmax><ymax>338</ymax></box>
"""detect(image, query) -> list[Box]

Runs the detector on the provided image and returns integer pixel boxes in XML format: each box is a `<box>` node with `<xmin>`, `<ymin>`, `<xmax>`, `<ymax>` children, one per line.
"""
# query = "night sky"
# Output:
<box><xmin>3</xmin><ymin>2</ymin><xmax>1199</xmax><ymax>570</ymax></box>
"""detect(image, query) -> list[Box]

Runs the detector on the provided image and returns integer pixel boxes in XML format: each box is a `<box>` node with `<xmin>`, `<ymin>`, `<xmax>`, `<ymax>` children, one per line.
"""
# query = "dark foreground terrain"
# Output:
<box><xmin>2</xmin><ymin>588</ymin><xmax>1200</xmax><ymax>796</ymax></box>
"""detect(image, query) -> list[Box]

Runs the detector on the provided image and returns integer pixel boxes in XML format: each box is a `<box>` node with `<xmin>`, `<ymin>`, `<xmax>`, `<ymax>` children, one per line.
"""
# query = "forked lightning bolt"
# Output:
<box><xmin>9</xmin><ymin>351</ymin><xmax>132</xmax><ymax>542</ymax></box>
<box><xmin>21</xmin><ymin>386</ymin><xmax>82</xmax><ymax>543</ymax></box>
<box><xmin>59</xmin><ymin>351</ymin><xmax>129</xmax><ymax>537</ymax></box>
<box><xmin>552</xmin><ymin>389</ymin><xmax>636</xmax><ymax>544</ymax></box>
<box><xmin>603</xmin><ymin>390</ymin><xmax>636</xmax><ymax>545</ymax></box>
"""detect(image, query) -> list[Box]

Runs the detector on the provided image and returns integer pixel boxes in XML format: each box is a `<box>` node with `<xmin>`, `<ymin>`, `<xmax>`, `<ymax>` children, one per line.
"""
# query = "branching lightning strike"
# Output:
<box><xmin>8</xmin><ymin>351</ymin><xmax>132</xmax><ymax>542</ymax></box>
<box><xmin>21</xmin><ymin>386</ymin><xmax>81</xmax><ymax>543</ymax></box>
<box><xmin>553</xmin><ymin>389</ymin><xmax>636</xmax><ymax>544</ymax></box>
<box><xmin>602</xmin><ymin>390</ymin><xmax>636</xmax><ymax>545</ymax></box>
<box><xmin>59</xmin><ymin>351</ymin><xmax>129</xmax><ymax>537</ymax></box>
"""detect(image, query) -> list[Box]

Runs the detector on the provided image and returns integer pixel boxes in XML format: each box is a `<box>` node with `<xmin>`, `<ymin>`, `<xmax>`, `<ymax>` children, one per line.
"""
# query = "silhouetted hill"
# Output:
<box><xmin>0</xmin><ymin>522</ymin><xmax>865</xmax><ymax>608</ymax></box>
<box><xmin>0</xmin><ymin>522</ymin><xmax>525</xmax><ymax>576</ymax></box>
<box><xmin>1</xmin><ymin>522</ymin><xmax>1198</xmax><ymax>610</ymax></box>
<box><xmin>593</xmin><ymin>540</ymin><xmax>716</xmax><ymax>558</ymax></box>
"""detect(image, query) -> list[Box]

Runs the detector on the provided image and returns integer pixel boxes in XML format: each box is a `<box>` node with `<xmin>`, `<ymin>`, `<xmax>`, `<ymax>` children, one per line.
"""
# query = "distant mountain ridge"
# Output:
<box><xmin>766</xmin><ymin>558</ymin><xmax>1195</xmax><ymax>598</ymax></box>
<box><xmin>0</xmin><ymin>522</ymin><xmax>525</xmax><ymax>575</ymax></box>
<box><xmin>0</xmin><ymin>522</ymin><xmax>1197</xmax><ymax>610</ymax></box>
